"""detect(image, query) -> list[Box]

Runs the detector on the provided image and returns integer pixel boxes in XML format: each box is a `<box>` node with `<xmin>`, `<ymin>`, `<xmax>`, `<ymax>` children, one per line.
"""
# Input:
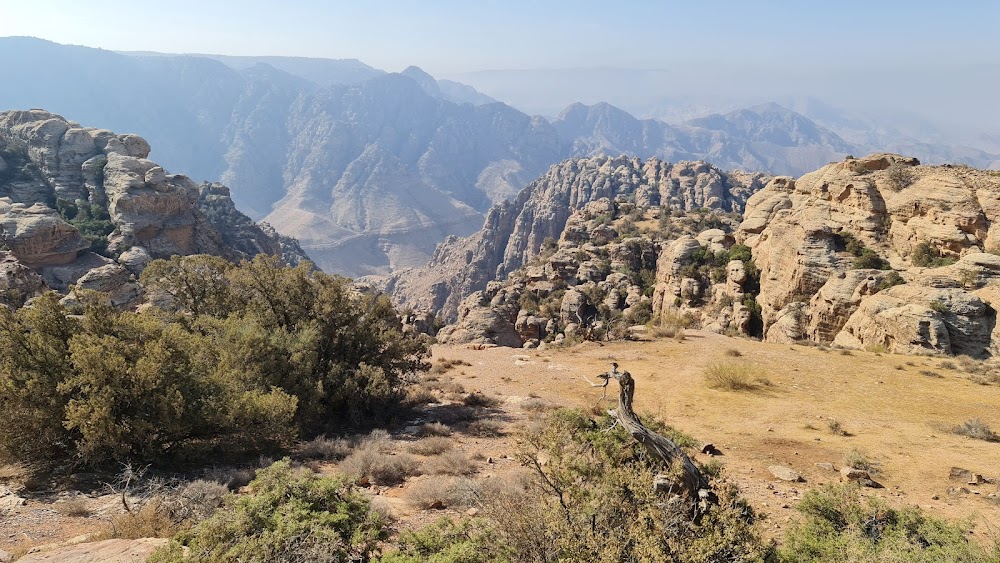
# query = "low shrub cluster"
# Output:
<box><xmin>0</xmin><ymin>255</ymin><xmax>428</xmax><ymax>472</ymax></box>
<box><xmin>778</xmin><ymin>484</ymin><xmax>998</xmax><ymax>562</ymax></box>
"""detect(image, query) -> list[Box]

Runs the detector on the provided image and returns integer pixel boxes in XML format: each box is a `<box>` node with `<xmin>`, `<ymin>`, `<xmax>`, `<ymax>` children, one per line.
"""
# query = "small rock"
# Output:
<box><xmin>427</xmin><ymin>500</ymin><xmax>445</xmax><ymax>510</ymax></box>
<box><xmin>0</xmin><ymin>548</ymin><xmax>11</xmax><ymax>563</ymax></box>
<box><xmin>769</xmin><ymin>465</ymin><xmax>803</xmax><ymax>482</ymax></box>
<box><xmin>931</xmin><ymin>495</ymin><xmax>940</xmax><ymax>500</ymax></box>
<box><xmin>950</xmin><ymin>467</ymin><xmax>973</xmax><ymax>482</ymax></box>
<box><xmin>466</xmin><ymin>508</ymin><xmax>479</xmax><ymax>517</ymax></box>
<box><xmin>840</xmin><ymin>467</ymin><xmax>871</xmax><ymax>481</ymax></box>
<box><xmin>948</xmin><ymin>487</ymin><xmax>971</xmax><ymax>496</ymax></box>
<box><xmin>701</xmin><ymin>443</ymin><xmax>720</xmax><ymax>455</ymax></box>
<box><xmin>815</xmin><ymin>463</ymin><xmax>835</xmax><ymax>471</ymax></box>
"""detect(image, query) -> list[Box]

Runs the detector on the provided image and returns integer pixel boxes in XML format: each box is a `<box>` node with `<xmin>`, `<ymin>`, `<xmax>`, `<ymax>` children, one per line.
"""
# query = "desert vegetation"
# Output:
<box><xmin>0</xmin><ymin>255</ymin><xmax>428</xmax><ymax>473</ymax></box>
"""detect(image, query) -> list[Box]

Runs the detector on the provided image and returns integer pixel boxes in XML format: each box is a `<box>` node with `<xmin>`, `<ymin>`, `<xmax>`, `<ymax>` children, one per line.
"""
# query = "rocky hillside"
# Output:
<box><xmin>0</xmin><ymin>109</ymin><xmax>305</xmax><ymax>308</ymax></box>
<box><xmin>384</xmin><ymin>156</ymin><xmax>768</xmax><ymax>327</ymax></box>
<box><xmin>404</xmin><ymin>153</ymin><xmax>1000</xmax><ymax>357</ymax></box>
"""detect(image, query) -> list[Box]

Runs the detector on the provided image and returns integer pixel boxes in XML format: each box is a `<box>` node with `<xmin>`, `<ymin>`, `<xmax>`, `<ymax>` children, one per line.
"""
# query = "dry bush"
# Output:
<box><xmin>405</xmin><ymin>477</ymin><xmax>478</xmax><ymax>510</ymax></box>
<box><xmin>54</xmin><ymin>497</ymin><xmax>92</xmax><ymax>517</ymax></box>
<box><xmin>520</xmin><ymin>397</ymin><xmax>551</xmax><ymax>412</ymax></box>
<box><xmin>463</xmin><ymin>392</ymin><xmax>500</xmax><ymax>408</ymax></box>
<box><xmin>297</xmin><ymin>435</ymin><xmax>353</xmax><ymax>460</ymax></box>
<box><xmin>724</xmin><ymin>348</ymin><xmax>742</xmax><ymax>357</ymax></box>
<box><xmin>102</xmin><ymin>499</ymin><xmax>180</xmax><ymax>539</ymax></box>
<box><xmin>704</xmin><ymin>362</ymin><xmax>766</xmax><ymax>391</ymax></box>
<box><xmin>939</xmin><ymin>360</ymin><xmax>957</xmax><ymax>370</ymax></box>
<box><xmin>406</xmin><ymin>385</ymin><xmax>438</xmax><ymax>406</ymax></box>
<box><xmin>339</xmin><ymin>450</ymin><xmax>420</xmax><ymax>486</ymax></box>
<box><xmin>162</xmin><ymin>480</ymin><xmax>229</xmax><ymax>522</ymax></box>
<box><xmin>952</xmin><ymin>418</ymin><xmax>1000</xmax><ymax>442</ymax></box>
<box><xmin>408</xmin><ymin>437</ymin><xmax>453</xmax><ymax>456</ymax></box>
<box><xmin>465</xmin><ymin>419</ymin><xmax>504</xmax><ymax>438</ymax></box>
<box><xmin>424</xmin><ymin>450</ymin><xmax>477</xmax><ymax>476</ymax></box>
<box><xmin>885</xmin><ymin>162</ymin><xmax>916</xmax><ymax>190</ymax></box>
<box><xmin>919</xmin><ymin>369</ymin><xmax>943</xmax><ymax>378</ymax></box>
<box><xmin>826</xmin><ymin>419</ymin><xmax>848</xmax><ymax>436</ymax></box>
<box><xmin>418</xmin><ymin>422</ymin><xmax>452</xmax><ymax>437</ymax></box>
<box><xmin>843</xmin><ymin>449</ymin><xmax>881</xmax><ymax>476</ymax></box>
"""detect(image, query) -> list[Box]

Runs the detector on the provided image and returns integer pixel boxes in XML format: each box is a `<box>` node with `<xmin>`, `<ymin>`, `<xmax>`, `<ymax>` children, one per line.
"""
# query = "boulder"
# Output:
<box><xmin>0</xmin><ymin>200</ymin><xmax>89</xmax><ymax>267</ymax></box>
<box><xmin>768</xmin><ymin>465</ymin><xmax>803</xmax><ymax>482</ymax></box>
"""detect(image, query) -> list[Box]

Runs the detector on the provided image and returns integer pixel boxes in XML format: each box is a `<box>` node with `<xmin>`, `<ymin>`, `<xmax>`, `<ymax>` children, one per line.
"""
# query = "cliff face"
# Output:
<box><xmin>0</xmin><ymin>109</ymin><xmax>306</xmax><ymax>307</ymax></box>
<box><xmin>724</xmin><ymin>153</ymin><xmax>1000</xmax><ymax>357</ymax></box>
<box><xmin>385</xmin><ymin>155</ymin><xmax>767</xmax><ymax>324</ymax></box>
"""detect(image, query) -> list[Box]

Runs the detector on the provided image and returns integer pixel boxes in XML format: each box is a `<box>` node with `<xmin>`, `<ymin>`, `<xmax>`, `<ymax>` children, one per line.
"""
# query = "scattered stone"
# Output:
<box><xmin>949</xmin><ymin>467</ymin><xmax>973</xmax><ymax>482</ymax></box>
<box><xmin>466</xmin><ymin>508</ymin><xmax>479</xmax><ymax>517</ymax></box>
<box><xmin>769</xmin><ymin>465</ymin><xmax>803</xmax><ymax>482</ymax></box>
<box><xmin>815</xmin><ymin>463</ymin><xmax>835</xmax><ymax>471</ymax></box>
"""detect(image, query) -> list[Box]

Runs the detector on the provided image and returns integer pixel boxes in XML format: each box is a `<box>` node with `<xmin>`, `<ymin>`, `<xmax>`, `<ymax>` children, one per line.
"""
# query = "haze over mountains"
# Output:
<box><xmin>3</xmin><ymin>37</ymin><xmax>997</xmax><ymax>276</ymax></box>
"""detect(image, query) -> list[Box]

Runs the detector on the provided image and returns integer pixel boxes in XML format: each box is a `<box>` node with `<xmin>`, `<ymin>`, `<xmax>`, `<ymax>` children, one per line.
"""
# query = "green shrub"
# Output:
<box><xmin>489</xmin><ymin>408</ymin><xmax>773</xmax><ymax>562</ymax></box>
<box><xmin>911</xmin><ymin>242</ymin><xmax>956</xmax><ymax>268</ymax></box>
<box><xmin>376</xmin><ymin>517</ymin><xmax>512</xmax><ymax>563</ymax></box>
<box><xmin>150</xmin><ymin>459</ymin><xmax>387</xmax><ymax>562</ymax></box>
<box><xmin>779</xmin><ymin>484</ymin><xmax>997</xmax><ymax>562</ymax></box>
<box><xmin>0</xmin><ymin>256</ymin><xmax>429</xmax><ymax>472</ymax></box>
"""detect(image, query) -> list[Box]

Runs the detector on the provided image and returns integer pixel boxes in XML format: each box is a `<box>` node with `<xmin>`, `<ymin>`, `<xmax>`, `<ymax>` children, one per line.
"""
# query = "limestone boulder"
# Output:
<box><xmin>834</xmin><ymin>284</ymin><xmax>994</xmax><ymax>357</ymax></box>
<box><xmin>0</xmin><ymin>200</ymin><xmax>89</xmax><ymax>267</ymax></box>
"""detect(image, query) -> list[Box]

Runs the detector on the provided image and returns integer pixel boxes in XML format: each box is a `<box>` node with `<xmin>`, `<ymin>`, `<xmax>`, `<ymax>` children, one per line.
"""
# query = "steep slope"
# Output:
<box><xmin>384</xmin><ymin>155</ymin><xmax>768</xmax><ymax>323</ymax></box>
<box><xmin>0</xmin><ymin>109</ymin><xmax>305</xmax><ymax>308</ymax></box>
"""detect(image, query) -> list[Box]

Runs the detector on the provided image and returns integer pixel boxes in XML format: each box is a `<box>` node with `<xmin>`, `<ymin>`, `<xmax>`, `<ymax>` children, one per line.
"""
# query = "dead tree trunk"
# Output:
<box><xmin>588</xmin><ymin>364</ymin><xmax>708</xmax><ymax>502</ymax></box>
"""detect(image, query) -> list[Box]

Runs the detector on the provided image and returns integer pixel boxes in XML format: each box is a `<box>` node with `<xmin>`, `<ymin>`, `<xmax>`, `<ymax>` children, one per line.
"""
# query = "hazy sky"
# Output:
<box><xmin>1</xmin><ymin>0</ymin><xmax>997</xmax><ymax>74</ymax></box>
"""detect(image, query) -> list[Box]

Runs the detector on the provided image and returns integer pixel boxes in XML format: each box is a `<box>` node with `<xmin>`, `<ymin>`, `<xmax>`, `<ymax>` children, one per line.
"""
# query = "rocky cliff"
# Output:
<box><xmin>721</xmin><ymin>153</ymin><xmax>1000</xmax><ymax>357</ymax></box>
<box><xmin>0</xmin><ymin>109</ymin><xmax>306</xmax><ymax>308</ymax></box>
<box><xmin>384</xmin><ymin>156</ymin><xmax>767</xmax><ymax>329</ymax></box>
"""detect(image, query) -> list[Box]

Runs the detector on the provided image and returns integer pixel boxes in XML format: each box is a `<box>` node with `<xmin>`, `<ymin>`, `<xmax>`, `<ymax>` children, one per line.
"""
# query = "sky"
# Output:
<box><xmin>1</xmin><ymin>0</ymin><xmax>998</xmax><ymax>74</ymax></box>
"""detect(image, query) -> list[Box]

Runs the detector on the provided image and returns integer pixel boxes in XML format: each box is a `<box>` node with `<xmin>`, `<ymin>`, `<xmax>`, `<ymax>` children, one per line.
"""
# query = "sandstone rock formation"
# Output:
<box><xmin>730</xmin><ymin>154</ymin><xmax>1000</xmax><ymax>356</ymax></box>
<box><xmin>0</xmin><ymin>109</ymin><xmax>307</xmax><ymax>308</ymax></box>
<box><xmin>388</xmin><ymin>156</ymin><xmax>767</xmax><ymax>325</ymax></box>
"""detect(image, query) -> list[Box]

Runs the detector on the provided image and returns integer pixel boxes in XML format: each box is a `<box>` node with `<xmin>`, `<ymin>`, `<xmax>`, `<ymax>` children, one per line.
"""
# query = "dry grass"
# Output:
<box><xmin>826</xmin><ymin>419</ymin><xmax>848</xmax><ymax>436</ymax></box>
<box><xmin>54</xmin><ymin>497</ymin><xmax>92</xmax><ymax>517</ymax></box>
<box><xmin>297</xmin><ymin>435</ymin><xmax>353</xmax><ymax>460</ymax></box>
<box><xmin>724</xmin><ymin>348</ymin><xmax>742</xmax><ymax>357</ymax></box>
<box><xmin>424</xmin><ymin>449</ymin><xmax>477</xmax><ymax>476</ymax></box>
<box><xmin>407</xmin><ymin>437</ymin><xmax>453</xmax><ymax>456</ymax></box>
<box><xmin>418</xmin><ymin>422</ymin><xmax>452</xmax><ymax>437</ymax></box>
<box><xmin>843</xmin><ymin>449</ymin><xmax>882</xmax><ymax>477</ymax></box>
<box><xmin>520</xmin><ymin>397</ymin><xmax>551</xmax><ymax>412</ymax></box>
<box><xmin>463</xmin><ymin>392</ymin><xmax>500</xmax><ymax>408</ymax></box>
<box><xmin>100</xmin><ymin>499</ymin><xmax>181</xmax><ymax>539</ymax></box>
<box><xmin>405</xmin><ymin>477</ymin><xmax>478</xmax><ymax>510</ymax></box>
<box><xmin>952</xmin><ymin>418</ymin><xmax>1000</xmax><ymax>442</ymax></box>
<box><xmin>466</xmin><ymin>418</ymin><xmax>504</xmax><ymax>437</ymax></box>
<box><xmin>703</xmin><ymin>362</ymin><xmax>766</xmax><ymax>391</ymax></box>
<box><xmin>337</xmin><ymin>429</ymin><xmax>421</xmax><ymax>485</ymax></box>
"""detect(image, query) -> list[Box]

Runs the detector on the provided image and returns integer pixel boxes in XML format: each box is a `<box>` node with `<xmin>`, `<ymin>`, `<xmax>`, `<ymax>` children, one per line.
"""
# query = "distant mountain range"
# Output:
<box><xmin>3</xmin><ymin>37</ymin><xmax>996</xmax><ymax>276</ymax></box>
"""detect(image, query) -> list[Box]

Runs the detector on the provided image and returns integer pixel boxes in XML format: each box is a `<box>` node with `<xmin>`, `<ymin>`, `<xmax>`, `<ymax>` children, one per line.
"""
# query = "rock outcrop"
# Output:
<box><xmin>0</xmin><ymin>109</ymin><xmax>308</xmax><ymax>308</ymax></box>
<box><xmin>729</xmin><ymin>154</ymin><xmax>1000</xmax><ymax>356</ymax></box>
<box><xmin>387</xmin><ymin>156</ymin><xmax>767</xmax><ymax>323</ymax></box>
